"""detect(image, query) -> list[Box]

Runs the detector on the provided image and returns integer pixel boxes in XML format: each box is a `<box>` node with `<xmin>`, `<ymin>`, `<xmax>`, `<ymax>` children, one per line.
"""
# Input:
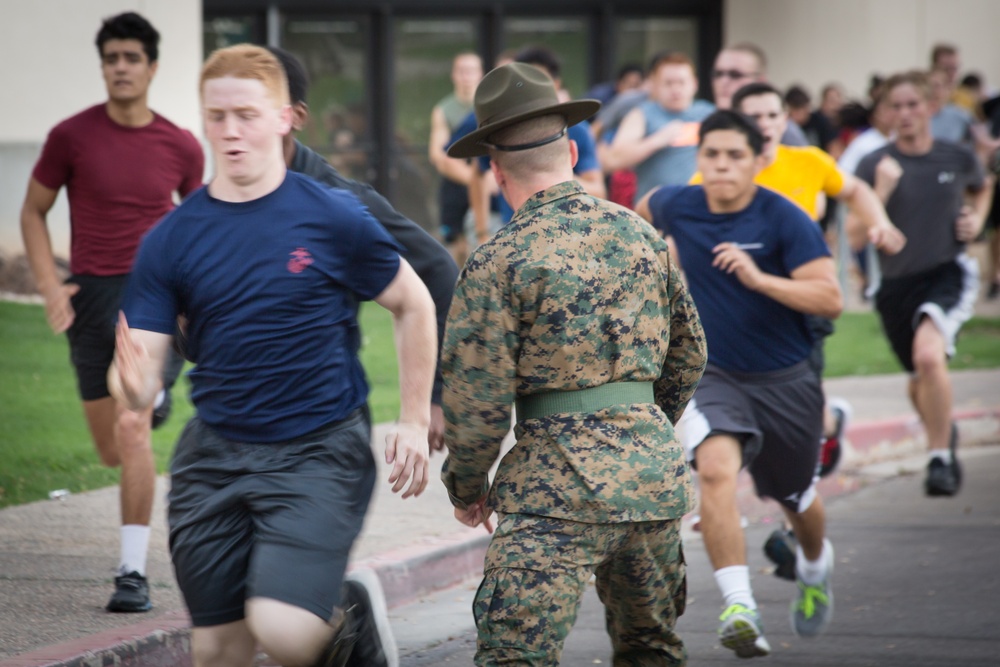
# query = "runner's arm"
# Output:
<box><xmin>108</xmin><ymin>313</ymin><xmax>173</xmax><ymax>411</ymax></box>
<box><xmin>836</xmin><ymin>174</ymin><xmax>905</xmax><ymax>254</ymax></box>
<box><xmin>374</xmin><ymin>258</ymin><xmax>437</xmax><ymax>498</ymax></box>
<box><xmin>20</xmin><ymin>177</ymin><xmax>80</xmax><ymax>334</ymax></box>
<box><xmin>713</xmin><ymin>245</ymin><xmax>843</xmax><ymax>319</ymax></box>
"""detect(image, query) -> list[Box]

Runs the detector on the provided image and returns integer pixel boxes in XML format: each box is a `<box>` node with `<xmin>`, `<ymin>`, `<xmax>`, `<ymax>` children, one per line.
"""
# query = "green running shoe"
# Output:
<box><xmin>791</xmin><ymin>540</ymin><xmax>834</xmax><ymax>637</ymax></box>
<box><xmin>719</xmin><ymin>603</ymin><xmax>771</xmax><ymax>658</ymax></box>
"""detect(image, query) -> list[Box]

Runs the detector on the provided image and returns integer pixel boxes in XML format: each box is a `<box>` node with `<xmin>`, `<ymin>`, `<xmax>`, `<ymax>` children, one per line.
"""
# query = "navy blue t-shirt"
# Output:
<box><xmin>123</xmin><ymin>171</ymin><xmax>402</xmax><ymax>442</ymax></box>
<box><xmin>649</xmin><ymin>185</ymin><xmax>830</xmax><ymax>373</ymax></box>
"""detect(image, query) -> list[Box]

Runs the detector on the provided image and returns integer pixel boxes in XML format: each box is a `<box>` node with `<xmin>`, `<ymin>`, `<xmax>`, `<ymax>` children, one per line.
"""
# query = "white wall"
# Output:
<box><xmin>0</xmin><ymin>0</ymin><xmax>202</xmax><ymax>257</ymax></box>
<box><xmin>724</xmin><ymin>0</ymin><xmax>1000</xmax><ymax>100</ymax></box>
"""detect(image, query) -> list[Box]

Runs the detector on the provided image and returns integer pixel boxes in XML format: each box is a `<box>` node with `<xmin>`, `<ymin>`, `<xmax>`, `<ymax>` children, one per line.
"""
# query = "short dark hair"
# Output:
<box><xmin>616</xmin><ymin>63</ymin><xmax>643</xmax><ymax>82</ymax></box>
<box><xmin>960</xmin><ymin>73</ymin><xmax>983</xmax><ymax>90</ymax></box>
<box><xmin>267</xmin><ymin>46</ymin><xmax>310</xmax><ymax>105</ymax></box>
<box><xmin>698</xmin><ymin>109</ymin><xmax>765</xmax><ymax>155</ymax></box>
<box><xmin>515</xmin><ymin>46</ymin><xmax>561</xmax><ymax>80</ymax></box>
<box><xmin>784</xmin><ymin>85</ymin><xmax>811</xmax><ymax>110</ymax></box>
<box><xmin>931</xmin><ymin>43</ymin><xmax>957</xmax><ymax>67</ymax></box>
<box><xmin>731</xmin><ymin>81</ymin><xmax>784</xmax><ymax>112</ymax></box>
<box><xmin>95</xmin><ymin>12</ymin><xmax>159</xmax><ymax>63</ymax></box>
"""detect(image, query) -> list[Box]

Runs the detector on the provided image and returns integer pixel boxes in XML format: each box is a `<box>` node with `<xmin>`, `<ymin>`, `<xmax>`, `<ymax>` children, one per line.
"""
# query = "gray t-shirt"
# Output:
<box><xmin>856</xmin><ymin>140</ymin><xmax>984</xmax><ymax>279</ymax></box>
<box><xmin>931</xmin><ymin>104</ymin><xmax>973</xmax><ymax>145</ymax></box>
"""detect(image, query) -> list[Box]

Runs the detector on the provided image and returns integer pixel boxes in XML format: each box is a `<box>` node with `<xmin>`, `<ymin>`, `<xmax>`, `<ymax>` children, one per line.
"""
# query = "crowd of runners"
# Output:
<box><xmin>19</xmin><ymin>9</ymin><xmax>996</xmax><ymax>666</ymax></box>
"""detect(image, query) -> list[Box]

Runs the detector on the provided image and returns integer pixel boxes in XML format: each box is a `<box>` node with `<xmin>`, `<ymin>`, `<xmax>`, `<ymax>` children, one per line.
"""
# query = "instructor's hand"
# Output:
<box><xmin>385</xmin><ymin>421</ymin><xmax>430</xmax><ymax>499</ymax></box>
<box><xmin>454</xmin><ymin>497</ymin><xmax>494</xmax><ymax>534</ymax></box>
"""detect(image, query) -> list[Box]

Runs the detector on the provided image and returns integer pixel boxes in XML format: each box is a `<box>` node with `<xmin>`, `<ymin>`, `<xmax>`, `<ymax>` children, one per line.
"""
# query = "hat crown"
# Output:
<box><xmin>475</xmin><ymin>63</ymin><xmax>561</xmax><ymax>129</ymax></box>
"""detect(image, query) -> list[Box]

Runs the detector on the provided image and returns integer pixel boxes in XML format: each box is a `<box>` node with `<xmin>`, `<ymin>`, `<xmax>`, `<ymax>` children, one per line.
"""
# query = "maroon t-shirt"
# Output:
<box><xmin>32</xmin><ymin>104</ymin><xmax>204</xmax><ymax>276</ymax></box>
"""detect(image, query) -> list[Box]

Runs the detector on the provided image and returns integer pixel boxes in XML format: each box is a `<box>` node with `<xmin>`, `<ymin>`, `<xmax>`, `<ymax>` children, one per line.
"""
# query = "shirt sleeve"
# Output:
<box><xmin>964</xmin><ymin>145</ymin><xmax>987</xmax><ymax>192</ymax></box>
<box><xmin>570</xmin><ymin>122</ymin><xmax>600</xmax><ymax>173</ymax></box>
<box><xmin>814</xmin><ymin>148</ymin><xmax>846</xmax><ymax>197</ymax></box>
<box><xmin>776</xmin><ymin>197</ymin><xmax>832</xmax><ymax>272</ymax></box>
<box><xmin>341</xmin><ymin>200</ymin><xmax>404</xmax><ymax>301</ymax></box>
<box><xmin>121</xmin><ymin>223</ymin><xmax>181</xmax><ymax>335</ymax></box>
<box><xmin>440</xmin><ymin>253</ymin><xmax>518</xmax><ymax>509</ymax></box>
<box><xmin>648</xmin><ymin>185</ymin><xmax>684</xmax><ymax>236</ymax></box>
<box><xmin>854</xmin><ymin>152</ymin><xmax>878</xmax><ymax>187</ymax></box>
<box><xmin>31</xmin><ymin>123</ymin><xmax>73</xmax><ymax>191</ymax></box>
<box><xmin>178</xmin><ymin>131</ymin><xmax>205</xmax><ymax>198</ymax></box>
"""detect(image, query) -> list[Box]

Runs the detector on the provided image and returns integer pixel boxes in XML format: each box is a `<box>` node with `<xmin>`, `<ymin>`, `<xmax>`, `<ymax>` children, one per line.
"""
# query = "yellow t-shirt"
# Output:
<box><xmin>690</xmin><ymin>145</ymin><xmax>845</xmax><ymax>220</ymax></box>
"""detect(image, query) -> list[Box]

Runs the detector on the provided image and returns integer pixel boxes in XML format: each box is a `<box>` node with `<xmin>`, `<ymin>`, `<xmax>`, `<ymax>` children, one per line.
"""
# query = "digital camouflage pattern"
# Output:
<box><xmin>441</xmin><ymin>180</ymin><xmax>707</xmax><ymax>523</ymax></box>
<box><xmin>475</xmin><ymin>513</ymin><xmax>687</xmax><ymax>666</ymax></box>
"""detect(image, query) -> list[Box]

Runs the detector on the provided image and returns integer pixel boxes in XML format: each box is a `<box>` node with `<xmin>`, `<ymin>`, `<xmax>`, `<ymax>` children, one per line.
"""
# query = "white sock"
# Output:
<box><xmin>795</xmin><ymin>539</ymin><xmax>831</xmax><ymax>586</ymax></box>
<box><xmin>120</xmin><ymin>525</ymin><xmax>151</xmax><ymax>576</ymax></box>
<box><xmin>714</xmin><ymin>565</ymin><xmax>756</xmax><ymax>610</ymax></box>
<box><xmin>929</xmin><ymin>449</ymin><xmax>953</xmax><ymax>464</ymax></box>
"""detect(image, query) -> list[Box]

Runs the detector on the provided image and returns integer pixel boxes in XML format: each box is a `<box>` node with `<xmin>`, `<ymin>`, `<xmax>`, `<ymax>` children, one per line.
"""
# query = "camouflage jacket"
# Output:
<box><xmin>441</xmin><ymin>181</ymin><xmax>707</xmax><ymax>523</ymax></box>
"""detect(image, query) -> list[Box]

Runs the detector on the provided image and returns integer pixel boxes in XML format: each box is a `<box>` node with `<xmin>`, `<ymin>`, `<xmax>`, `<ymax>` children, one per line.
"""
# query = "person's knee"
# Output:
<box><xmin>246</xmin><ymin>598</ymin><xmax>333</xmax><ymax>667</ymax></box>
<box><xmin>694</xmin><ymin>438</ymin><xmax>741</xmax><ymax>490</ymax></box>
<box><xmin>192</xmin><ymin>624</ymin><xmax>255</xmax><ymax>667</ymax></box>
<box><xmin>115</xmin><ymin>408</ymin><xmax>152</xmax><ymax>458</ymax></box>
<box><xmin>911</xmin><ymin>336</ymin><xmax>946</xmax><ymax>376</ymax></box>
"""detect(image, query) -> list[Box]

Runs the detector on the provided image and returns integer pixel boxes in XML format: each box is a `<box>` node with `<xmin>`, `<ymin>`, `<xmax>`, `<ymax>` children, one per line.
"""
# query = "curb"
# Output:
<box><xmin>3</xmin><ymin>408</ymin><xmax>997</xmax><ymax>667</ymax></box>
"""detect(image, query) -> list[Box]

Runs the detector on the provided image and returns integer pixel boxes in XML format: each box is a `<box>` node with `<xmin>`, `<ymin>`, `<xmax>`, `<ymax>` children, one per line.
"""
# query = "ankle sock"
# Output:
<box><xmin>796</xmin><ymin>539</ymin><xmax>831</xmax><ymax>586</ymax></box>
<box><xmin>714</xmin><ymin>565</ymin><xmax>756</xmax><ymax>610</ymax></box>
<box><xmin>120</xmin><ymin>524</ymin><xmax>151</xmax><ymax>576</ymax></box>
<box><xmin>929</xmin><ymin>449</ymin><xmax>953</xmax><ymax>464</ymax></box>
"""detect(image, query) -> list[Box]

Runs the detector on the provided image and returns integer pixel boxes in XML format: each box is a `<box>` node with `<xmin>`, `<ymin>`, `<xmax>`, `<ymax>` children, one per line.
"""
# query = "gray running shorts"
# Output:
<box><xmin>678</xmin><ymin>361</ymin><xmax>823</xmax><ymax>512</ymax></box>
<box><xmin>167</xmin><ymin>409</ymin><xmax>374</xmax><ymax>627</ymax></box>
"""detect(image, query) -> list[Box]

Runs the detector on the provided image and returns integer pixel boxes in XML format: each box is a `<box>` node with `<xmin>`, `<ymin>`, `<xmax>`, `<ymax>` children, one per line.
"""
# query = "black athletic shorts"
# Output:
<box><xmin>64</xmin><ymin>274</ymin><xmax>186</xmax><ymax>401</ymax></box>
<box><xmin>167</xmin><ymin>409</ymin><xmax>375</xmax><ymax>627</ymax></box>
<box><xmin>439</xmin><ymin>178</ymin><xmax>469</xmax><ymax>244</ymax></box>
<box><xmin>875</xmin><ymin>256</ymin><xmax>979</xmax><ymax>372</ymax></box>
<box><xmin>678</xmin><ymin>361</ymin><xmax>824</xmax><ymax>512</ymax></box>
<box><xmin>64</xmin><ymin>274</ymin><xmax>128</xmax><ymax>401</ymax></box>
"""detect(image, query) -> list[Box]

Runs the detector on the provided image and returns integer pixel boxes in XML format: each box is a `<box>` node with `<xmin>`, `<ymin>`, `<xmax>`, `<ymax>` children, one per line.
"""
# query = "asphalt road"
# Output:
<box><xmin>394</xmin><ymin>445</ymin><xmax>1000</xmax><ymax>666</ymax></box>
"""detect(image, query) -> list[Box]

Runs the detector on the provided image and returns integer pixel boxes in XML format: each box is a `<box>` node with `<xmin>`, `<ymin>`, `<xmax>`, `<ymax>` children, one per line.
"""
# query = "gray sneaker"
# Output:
<box><xmin>790</xmin><ymin>540</ymin><xmax>834</xmax><ymax>637</ymax></box>
<box><xmin>719</xmin><ymin>603</ymin><xmax>771</xmax><ymax>658</ymax></box>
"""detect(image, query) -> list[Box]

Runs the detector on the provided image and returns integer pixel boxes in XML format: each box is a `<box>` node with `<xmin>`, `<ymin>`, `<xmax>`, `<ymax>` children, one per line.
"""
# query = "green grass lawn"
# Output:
<box><xmin>1</xmin><ymin>300</ymin><xmax>998</xmax><ymax>508</ymax></box>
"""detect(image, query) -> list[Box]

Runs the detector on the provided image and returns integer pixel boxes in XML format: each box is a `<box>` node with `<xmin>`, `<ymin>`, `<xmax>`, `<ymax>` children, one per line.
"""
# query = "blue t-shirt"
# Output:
<box><xmin>122</xmin><ymin>171</ymin><xmax>402</xmax><ymax>442</ymax></box>
<box><xmin>472</xmin><ymin>120</ymin><xmax>601</xmax><ymax>223</ymax></box>
<box><xmin>649</xmin><ymin>185</ymin><xmax>830</xmax><ymax>373</ymax></box>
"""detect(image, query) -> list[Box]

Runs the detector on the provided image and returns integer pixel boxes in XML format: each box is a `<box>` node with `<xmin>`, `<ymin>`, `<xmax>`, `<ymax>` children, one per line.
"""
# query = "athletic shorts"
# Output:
<box><xmin>677</xmin><ymin>361</ymin><xmax>823</xmax><ymax>513</ymax></box>
<box><xmin>439</xmin><ymin>178</ymin><xmax>470</xmax><ymax>244</ymax></box>
<box><xmin>64</xmin><ymin>274</ymin><xmax>129</xmax><ymax>401</ymax></box>
<box><xmin>875</xmin><ymin>255</ymin><xmax>979</xmax><ymax>372</ymax></box>
<box><xmin>167</xmin><ymin>409</ymin><xmax>374</xmax><ymax>627</ymax></box>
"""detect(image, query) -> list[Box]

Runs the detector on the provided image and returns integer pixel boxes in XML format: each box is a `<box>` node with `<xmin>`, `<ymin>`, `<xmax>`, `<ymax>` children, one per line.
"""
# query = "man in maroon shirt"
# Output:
<box><xmin>19</xmin><ymin>11</ymin><xmax>203</xmax><ymax>613</ymax></box>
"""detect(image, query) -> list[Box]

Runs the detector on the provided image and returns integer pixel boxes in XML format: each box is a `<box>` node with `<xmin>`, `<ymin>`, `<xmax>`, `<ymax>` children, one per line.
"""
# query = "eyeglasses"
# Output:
<box><xmin>713</xmin><ymin>69</ymin><xmax>757</xmax><ymax>80</ymax></box>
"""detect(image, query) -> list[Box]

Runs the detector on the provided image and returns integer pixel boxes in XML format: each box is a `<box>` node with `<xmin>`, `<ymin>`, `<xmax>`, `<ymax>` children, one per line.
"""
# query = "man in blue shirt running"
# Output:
<box><xmin>109</xmin><ymin>44</ymin><xmax>435</xmax><ymax>667</ymax></box>
<box><xmin>638</xmin><ymin>110</ymin><xmax>843</xmax><ymax>658</ymax></box>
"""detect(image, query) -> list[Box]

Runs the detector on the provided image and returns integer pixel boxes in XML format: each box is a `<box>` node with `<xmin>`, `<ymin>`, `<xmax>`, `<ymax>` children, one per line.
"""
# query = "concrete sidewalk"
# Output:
<box><xmin>1</xmin><ymin>369</ymin><xmax>998</xmax><ymax>666</ymax></box>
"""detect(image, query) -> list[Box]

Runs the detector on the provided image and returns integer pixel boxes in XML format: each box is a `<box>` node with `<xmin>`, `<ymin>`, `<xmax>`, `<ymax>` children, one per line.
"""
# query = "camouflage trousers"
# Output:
<box><xmin>473</xmin><ymin>513</ymin><xmax>687</xmax><ymax>666</ymax></box>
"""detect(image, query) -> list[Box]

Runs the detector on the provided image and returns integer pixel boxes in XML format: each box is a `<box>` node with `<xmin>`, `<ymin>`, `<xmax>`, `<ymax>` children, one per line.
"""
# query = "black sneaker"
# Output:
<box><xmin>763</xmin><ymin>528</ymin><xmax>798</xmax><ymax>581</ymax></box>
<box><xmin>151</xmin><ymin>389</ymin><xmax>172</xmax><ymax>430</ymax></box>
<box><xmin>925</xmin><ymin>424</ymin><xmax>961</xmax><ymax>496</ymax></box>
<box><xmin>343</xmin><ymin>570</ymin><xmax>398</xmax><ymax>667</ymax></box>
<box><xmin>106</xmin><ymin>571</ymin><xmax>152</xmax><ymax>612</ymax></box>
